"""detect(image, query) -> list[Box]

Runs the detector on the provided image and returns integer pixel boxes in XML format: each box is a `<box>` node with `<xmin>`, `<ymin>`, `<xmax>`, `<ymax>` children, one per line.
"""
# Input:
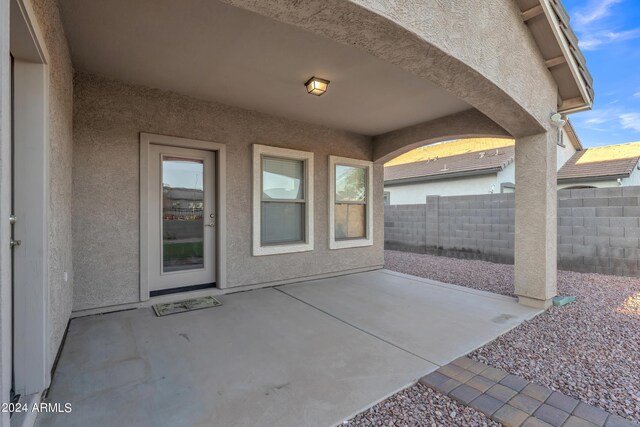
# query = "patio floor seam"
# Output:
<box><xmin>274</xmin><ymin>287</ymin><xmax>441</xmax><ymax>367</ymax></box>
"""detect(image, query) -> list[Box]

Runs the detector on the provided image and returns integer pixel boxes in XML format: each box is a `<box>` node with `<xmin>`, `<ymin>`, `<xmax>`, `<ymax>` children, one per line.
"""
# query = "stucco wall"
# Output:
<box><xmin>72</xmin><ymin>72</ymin><xmax>383</xmax><ymax>311</ymax></box>
<box><xmin>31</xmin><ymin>0</ymin><xmax>74</xmax><ymax>366</ymax></box>
<box><xmin>385</xmin><ymin>174</ymin><xmax>498</xmax><ymax>205</ymax></box>
<box><xmin>351</xmin><ymin>0</ymin><xmax>557</xmax><ymax>131</ymax></box>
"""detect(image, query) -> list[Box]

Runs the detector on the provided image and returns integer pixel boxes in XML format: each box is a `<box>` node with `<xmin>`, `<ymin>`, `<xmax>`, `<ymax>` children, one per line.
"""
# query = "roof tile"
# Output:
<box><xmin>384</xmin><ymin>146</ymin><xmax>514</xmax><ymax>183</ymax></box>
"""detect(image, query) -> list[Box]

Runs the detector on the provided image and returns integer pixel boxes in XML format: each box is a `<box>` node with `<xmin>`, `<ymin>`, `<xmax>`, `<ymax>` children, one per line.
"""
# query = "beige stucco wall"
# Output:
<box><xmin>72</xmin><ymin>72</ymin><xmax>383</xmax><ymax>311</ymax></box>
<box><xmin>31</xmin><ymin>0</ymin><xmax>74</xmax><ymax>366</ymax></box>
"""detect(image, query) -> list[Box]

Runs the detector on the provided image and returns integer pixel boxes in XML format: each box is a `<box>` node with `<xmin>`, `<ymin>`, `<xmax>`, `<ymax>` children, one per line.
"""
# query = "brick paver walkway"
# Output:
<box><xmin>420</xmin><ymin>357</ymin><xmax>639</xmax><ymax>427</ymax></box>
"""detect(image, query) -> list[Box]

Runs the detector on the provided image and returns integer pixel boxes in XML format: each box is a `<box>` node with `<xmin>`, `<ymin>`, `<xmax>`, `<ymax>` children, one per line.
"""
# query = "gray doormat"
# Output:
<box><xmin>152</xmin><ymin>296</ymin><xmax>222</xmax><ymax>317</ymax></box>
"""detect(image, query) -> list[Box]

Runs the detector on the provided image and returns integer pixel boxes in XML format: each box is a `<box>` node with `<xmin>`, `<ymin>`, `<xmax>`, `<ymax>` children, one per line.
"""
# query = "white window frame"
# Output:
<box><xmin>329</xmin><ymin>156</ymin><xmax>373</xmax><ymax>250</ymax></box>
<box><xmin>253</xmin><ymin>144</ymin><xmax>314</xmax><ymax>256</ymax></box>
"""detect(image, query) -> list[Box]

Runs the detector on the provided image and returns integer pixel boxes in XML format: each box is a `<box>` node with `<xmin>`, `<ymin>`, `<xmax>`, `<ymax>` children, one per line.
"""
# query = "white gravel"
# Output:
<box><xmin>386</xmin><ymin>250</ymin><xmax>640</xmax><ymax>423</ymax></box>
<box><xmin>345</xmin><ymin>383</ymin><xmax>500</xmax><ymax>427</ymax></box>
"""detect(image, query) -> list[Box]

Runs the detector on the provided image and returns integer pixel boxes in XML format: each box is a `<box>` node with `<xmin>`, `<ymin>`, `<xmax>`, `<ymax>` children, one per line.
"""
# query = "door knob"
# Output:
<box><xmin>9</xmin><ymin>215</ymin><xmax>16</xmax><ymax>225</ymax></box>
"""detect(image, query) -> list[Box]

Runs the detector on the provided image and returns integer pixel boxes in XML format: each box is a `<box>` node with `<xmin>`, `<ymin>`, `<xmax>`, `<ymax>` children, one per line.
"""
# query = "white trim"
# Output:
<box><xmin>1</xmin><ymin>6</ymin><xmax>10</xmax><ymax>424</ymax></box>
<box><xmin>252</xmin><ymin>144</ymin><xmax>314</xmax><ymax>256</ymax></box>
<box><xmin>140</xmin><ymin>133</ymin><xmax>227</xmax><ymax>299</ymax></box>
<box><xmin>328</xmin><ymin>156</ymin><xmax>373</xmax><ymax>250</ymax></box>
<box><xmin>12</xmin><ymin>60</ymin><xmax>50</xmax><ymax>396</ymax></box>
<box><xmin>10</xmin><ymin>0</ymin><xmax>49</xmax><ymax>64</ymax></box>
<box><xmin>8</xmin><ymin>0</ymin><xmax>52</xmax><ymax>399</ymax></box>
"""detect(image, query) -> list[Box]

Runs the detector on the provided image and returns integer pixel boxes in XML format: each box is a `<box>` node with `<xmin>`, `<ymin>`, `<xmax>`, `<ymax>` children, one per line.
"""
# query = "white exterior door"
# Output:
<box><xmin>148</xmin><ymin>144</ymin><xmax>216</xmax><ymax>293</ymax></box>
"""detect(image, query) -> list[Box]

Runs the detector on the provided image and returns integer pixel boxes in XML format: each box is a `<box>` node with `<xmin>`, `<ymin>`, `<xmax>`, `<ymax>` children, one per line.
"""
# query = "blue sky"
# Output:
<box><xmin>562</xmin><ymin>0</ymin><xmax>640</xmax><ymax>147</ymax></box>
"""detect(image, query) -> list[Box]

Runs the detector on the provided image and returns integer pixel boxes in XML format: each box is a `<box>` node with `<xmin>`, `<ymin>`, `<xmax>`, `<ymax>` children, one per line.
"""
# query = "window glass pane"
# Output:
<box><xmin>162</xmin><ymin>157</ymin><xmax>204</xmax><ymax>272</ymax></box>
<box><xmin>263</xmin><ymin>157</ymin><xmax>304</xmax><ymax>200</ymax></box>
<box><xmin>335</xmin><ymin>203</ymin><xmax>366</xmax><ymax>239</ymax></box>
<box><xmin>336</xmin><ymin>165</ymin><xmax>366</xmax><ymax>202</ymax></box>
<box><xmin>261</xmin><ymin>202</ymin><xmax>305</xmax><ymax>244</ymax></box>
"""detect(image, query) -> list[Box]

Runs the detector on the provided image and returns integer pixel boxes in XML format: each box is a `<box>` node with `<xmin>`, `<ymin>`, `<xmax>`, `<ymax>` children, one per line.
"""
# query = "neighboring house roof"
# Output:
<box><xmin>386</xmin><ymin>138</ymin><xmax>514</xmax><ymax>168</ymax></box>
<box><xmin>557</xmin><ymin>142</ymin><xmax>640</xmax><ymax>182</ymax></box>
<box><xmin>516</xmin><ymin>0</ymin><xmax>594</xmax><ymax>113</ymax></box>
<box><xmin>385</xmin><ymin>145</ymin><xmax>514</xmax><ymax>184</ymax></box>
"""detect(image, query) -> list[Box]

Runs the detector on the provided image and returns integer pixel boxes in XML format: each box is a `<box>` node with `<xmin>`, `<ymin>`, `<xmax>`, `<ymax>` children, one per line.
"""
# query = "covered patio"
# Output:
<box><xmin>37</xmin><ymin>271</ymin><xmax>538</xmax><ymax>427</ymax></box>
<box><xmin>2</xmin><ymin>0</ymin><xmax>593</xmax><ymax>425</ymax></box>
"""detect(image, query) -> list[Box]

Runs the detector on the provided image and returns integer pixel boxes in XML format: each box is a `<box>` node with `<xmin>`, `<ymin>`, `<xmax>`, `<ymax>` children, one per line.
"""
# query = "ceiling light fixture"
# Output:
<box><xmin>305</xmin><ymin>77</ymin><xmax>330</xmax><ymax>96</ymax></box>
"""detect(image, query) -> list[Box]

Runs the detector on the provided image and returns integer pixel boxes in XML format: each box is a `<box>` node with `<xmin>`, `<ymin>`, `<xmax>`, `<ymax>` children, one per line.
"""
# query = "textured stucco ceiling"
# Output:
<box><xmin>58</xmin><ymin>0</ymin><xmax>471</xmax><ymax>136</ymax></box>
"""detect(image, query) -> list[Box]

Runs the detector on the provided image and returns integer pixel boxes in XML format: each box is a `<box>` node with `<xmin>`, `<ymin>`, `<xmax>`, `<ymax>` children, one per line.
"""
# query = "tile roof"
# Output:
<box><xmin>386</xmin><ymin>138</ymin><xmax>514</xmax><ymax>167</ymax></box>
<box><xmin>384</xmin><ymin>145</ymin><xmax>514</xmax><ymax>183</ymax></box>
<box><xmin>557</xmin><ymin>144</ymin><xmax>640</xmax><ymax>182</ymax></box>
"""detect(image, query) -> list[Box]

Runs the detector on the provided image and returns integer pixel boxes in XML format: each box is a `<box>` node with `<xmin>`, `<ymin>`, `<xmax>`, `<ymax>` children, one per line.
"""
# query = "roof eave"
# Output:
<box><xmin>524</xmin><ymin>0</ymin><xmax>594</xmax><ymax>114</ymax></box>
<box><xmin>384</xmin><ymin>167</ymin><xmax>502</xmax><ymax>186</ymax></box>
<box><xmin>557</xmin><ymin>173</ymin><xmax>631</xmax><ymax>184</ymax></box>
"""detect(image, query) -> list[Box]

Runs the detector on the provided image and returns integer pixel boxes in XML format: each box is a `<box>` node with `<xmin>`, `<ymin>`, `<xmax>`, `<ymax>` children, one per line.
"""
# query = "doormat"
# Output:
<box><xmin>152</xmin><ymin>296</ymin><xmax>222</xmax><ymax>317</ymax></box>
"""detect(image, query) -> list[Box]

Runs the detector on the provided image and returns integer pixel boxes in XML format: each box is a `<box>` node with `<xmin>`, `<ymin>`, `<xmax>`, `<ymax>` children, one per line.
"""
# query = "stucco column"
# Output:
<box><xmin>514</xmin><ymin>131</ymin><xmax>557</xmax><ymax>308</ymax></box>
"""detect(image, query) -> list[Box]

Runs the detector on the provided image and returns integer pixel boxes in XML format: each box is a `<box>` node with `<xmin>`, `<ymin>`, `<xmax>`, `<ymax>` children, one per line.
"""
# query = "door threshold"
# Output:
<box><xmin>150</xmin><ymin>282</ymin><xmax>216</xmax><ymax>298</ymax></box>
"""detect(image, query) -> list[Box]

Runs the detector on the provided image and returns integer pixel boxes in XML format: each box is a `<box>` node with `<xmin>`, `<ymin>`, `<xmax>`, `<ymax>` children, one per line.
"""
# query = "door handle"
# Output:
<box><xmin>10</xmin><ymin>239</ymin><xmax>21</xmax><ymax>248</ymax></box>
<box><xmin>205</xmin><ymin>223</ymin><xmax>215</xmax><ymax>228</ymax></box>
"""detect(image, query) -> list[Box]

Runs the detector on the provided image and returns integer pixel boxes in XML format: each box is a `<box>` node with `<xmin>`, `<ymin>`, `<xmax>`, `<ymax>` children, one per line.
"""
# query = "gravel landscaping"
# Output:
<box><xmin>384</xmin><ymin>250</ymin><xmax>640</xmax><ymax>423</ymax></box>
<box><xmin>345</xmin><ymin>382</ymin><xmax>500</xmax><ymax>427</ymax></box>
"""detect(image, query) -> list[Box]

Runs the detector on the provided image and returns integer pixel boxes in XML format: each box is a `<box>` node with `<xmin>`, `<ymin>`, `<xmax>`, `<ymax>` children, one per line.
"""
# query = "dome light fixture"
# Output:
<box><xmin>305</xmin><ymin>77</ymin><xmax>330</xmax><ymax>96</ymax></box>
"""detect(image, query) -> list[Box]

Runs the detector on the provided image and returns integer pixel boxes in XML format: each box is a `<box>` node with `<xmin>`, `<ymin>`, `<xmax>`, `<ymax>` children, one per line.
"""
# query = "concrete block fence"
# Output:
<box><xmin>384</xmin><ymin>186</ymin><xmax>640</xmax><ymax>277</ymax></box>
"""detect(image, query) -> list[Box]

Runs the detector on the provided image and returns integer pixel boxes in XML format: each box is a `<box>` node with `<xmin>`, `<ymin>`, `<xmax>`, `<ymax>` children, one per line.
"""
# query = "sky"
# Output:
<box><xmin>562</xmin><ymin>0</ymin><xmax>640</xmax><ymax>147</ymax></box>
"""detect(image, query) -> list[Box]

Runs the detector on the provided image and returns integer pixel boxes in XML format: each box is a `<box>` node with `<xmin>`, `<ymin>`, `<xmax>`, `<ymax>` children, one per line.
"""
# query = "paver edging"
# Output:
<box><xmin>421</xmin><ymin>357</ymin><xmax>640</xmax><ymax>427</ymax></box>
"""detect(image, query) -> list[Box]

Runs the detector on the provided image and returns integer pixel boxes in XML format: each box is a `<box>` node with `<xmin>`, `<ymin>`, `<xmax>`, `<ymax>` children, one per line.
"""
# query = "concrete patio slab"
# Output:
<box><xmin>36</xmin><ymin>287</ymin><xmax>433</xmax><ymax>427</ymax></box>
<box><xmin>37</xmin><ymin>270</ymin><xmax>539</xmax><ymax>427</ymax></box>
<box><xmin>279</xmin><ymin>269</ymin><xmax>541</xmax><ymax>366</ymax></box>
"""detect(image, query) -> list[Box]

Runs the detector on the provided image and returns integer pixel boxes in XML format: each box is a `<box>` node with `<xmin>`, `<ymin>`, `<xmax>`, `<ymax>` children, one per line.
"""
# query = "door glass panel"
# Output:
<box><xmin>162</xmin><ymin>156</ymin><xmax>204</xmax><ymax>272</ymax></box>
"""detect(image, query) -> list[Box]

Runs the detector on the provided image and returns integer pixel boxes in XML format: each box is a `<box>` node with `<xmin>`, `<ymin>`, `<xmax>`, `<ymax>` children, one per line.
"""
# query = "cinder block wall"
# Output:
<box><xmin>557</xmin><ymin>187</ymin><xmax>640</xmax><ymax>276</ymax></box>
<box><xmin>384</xmin><ymin>186</ymin><xmax>640</xmax><ymax>277</ymax></box>
<box><xmin>384</xmin><ymin>204</ymin><xmax>427</xmax><ymax>253</ymax></box>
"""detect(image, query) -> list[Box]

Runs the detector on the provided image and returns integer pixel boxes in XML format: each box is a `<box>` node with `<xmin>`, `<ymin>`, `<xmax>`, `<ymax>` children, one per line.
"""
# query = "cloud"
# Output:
<box><xmin>579</xmin><ymin>28</ymin><xmax>640</xmax><ymax>50</ymax></box>
<box><xmin>620</xmin><ymin>113</ymin><xmax>640</xmax><ymax>132</ymax></box>
<box><xmin>573</xmin><ymin>108</ymin><xmax>640</xmax><ymax>134</ymax></box>
<box><xmin>634</xmin><ymin>92</ymin><xmax>640</xmax><ymax>98</ymax></box>
<box><xmin>572</xmin><ymin>108</ymin><xmax>619</xmax><ymax>132</ymax></box>
<box><xmin>570</xmin><ymin>0</ymin><xmax>640</xmax><ymax>50</ymax></box>
<box><xmin>574</xmin><ymin>0</ymin><xmax>623</xmax><ymax>27</ymax></box>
